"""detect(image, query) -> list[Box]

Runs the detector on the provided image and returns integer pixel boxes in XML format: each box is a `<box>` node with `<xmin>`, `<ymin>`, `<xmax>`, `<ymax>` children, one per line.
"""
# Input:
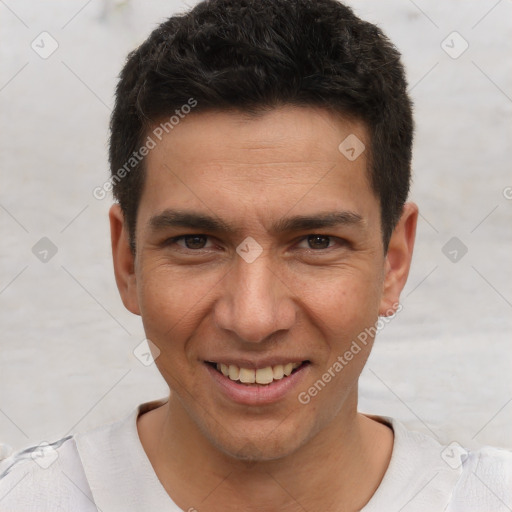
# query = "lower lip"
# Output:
<box><xmin>204</xmin><ymin>363</ymin><xmax>310</xmax><ymax>406</ymax></box>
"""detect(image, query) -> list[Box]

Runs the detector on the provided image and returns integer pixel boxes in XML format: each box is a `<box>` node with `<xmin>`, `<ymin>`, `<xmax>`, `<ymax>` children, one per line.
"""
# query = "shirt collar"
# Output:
<box><xmin>75</xmin><ymin>400</ymin><xmax>464</xmax><ymax>512</ymax></box>
<box><xmin>75</xmin><ymin>397</ymin><xmax>179</xmax><ymax>512</ymax></box>
<box><xmin>362</xmin><ymin>415</ymin><xmax>464</xmax><ymax>511</ymax></box>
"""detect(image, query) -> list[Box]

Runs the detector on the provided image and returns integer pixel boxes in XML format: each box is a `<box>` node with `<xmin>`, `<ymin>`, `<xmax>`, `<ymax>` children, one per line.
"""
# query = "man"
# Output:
<box><xmin>1</xmin><ymin>0</ymin><xmax>510</xmax><ymax>510</ymax></box>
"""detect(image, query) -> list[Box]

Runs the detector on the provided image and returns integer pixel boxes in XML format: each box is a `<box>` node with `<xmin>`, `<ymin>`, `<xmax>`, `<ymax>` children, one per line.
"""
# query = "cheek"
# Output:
<box><xmin>136</xmin><ymin>267</ymin><xmax>213</xmax><ymax>387</ymax></box>
<box><xmin>135</xmin><ymin>262</ymin><xmax>214</xmax><ymax>350</ymax></box>
<box><xmin>289</xmin><ymin>264</ymin><xmax>383</xmax><ymax>335</ymax></box>
<box><xmin>291</xmin><ymin>265</ymin><xmax>382</xmax><ymax>399</ymax></box>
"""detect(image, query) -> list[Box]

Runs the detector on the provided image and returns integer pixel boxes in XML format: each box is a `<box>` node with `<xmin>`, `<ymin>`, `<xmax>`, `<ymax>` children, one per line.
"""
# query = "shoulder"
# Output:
<box><xmin>448</xmin><ymin>444</ymin><xmax>512</xmax><ymax>511</ymax></box>
<box><xmin>364</xmin><ymin>416</ymin><xmax>512</xmax><ymax>512</ymax></box>
<box><xmin>0</xmin><ymin>399</ymin><xmax>168</xmax><ymax>512</ymax></box>
<box><xmin>0</xmin><ymin>436</ymin><xmax>97</xmax><ymax>512</ymax></box>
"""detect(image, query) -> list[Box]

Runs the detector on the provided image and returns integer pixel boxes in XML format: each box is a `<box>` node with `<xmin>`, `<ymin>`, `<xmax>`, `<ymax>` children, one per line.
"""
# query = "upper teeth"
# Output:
<box><xmin>216</xmin><ymin>362</ymin><xmax>302</xmax><ymax>385</ymax></box>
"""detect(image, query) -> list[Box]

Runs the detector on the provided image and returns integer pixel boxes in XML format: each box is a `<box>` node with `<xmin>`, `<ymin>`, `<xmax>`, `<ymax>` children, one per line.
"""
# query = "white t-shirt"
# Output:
<box><xmin>1</xmin><ymin>397</ymin><xmax>511</xmax><ymax>511</ymax></box>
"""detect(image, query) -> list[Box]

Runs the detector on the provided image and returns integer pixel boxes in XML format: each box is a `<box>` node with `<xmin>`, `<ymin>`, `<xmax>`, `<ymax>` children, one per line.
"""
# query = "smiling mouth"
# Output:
<box><xmin>205</xmin><ymin>361</ymin><xmax>310</xmax><ymax>385</ymax></box>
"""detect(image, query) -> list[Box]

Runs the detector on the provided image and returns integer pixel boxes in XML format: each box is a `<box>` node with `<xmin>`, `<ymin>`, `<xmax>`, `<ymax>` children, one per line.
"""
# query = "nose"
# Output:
<box><xmin>213</xmin><ymin>254</ymin><xmax>296</xmax><ymax>344</ymax></box>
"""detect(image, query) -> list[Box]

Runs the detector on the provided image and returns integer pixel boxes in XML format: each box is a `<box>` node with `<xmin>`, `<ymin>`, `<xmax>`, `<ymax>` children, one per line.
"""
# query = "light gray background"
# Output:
<box><xmin>1</xmin><ymin>0</ymin><xmax>511</xmax><ymax>455</ymax></box>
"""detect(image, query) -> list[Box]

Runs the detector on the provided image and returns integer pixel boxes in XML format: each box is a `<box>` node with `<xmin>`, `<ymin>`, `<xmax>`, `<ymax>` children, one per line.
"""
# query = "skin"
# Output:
<box><xmin>110</xmin><ymin>106</ymin><xmax>418</xmax><ymax>511</ymax></box>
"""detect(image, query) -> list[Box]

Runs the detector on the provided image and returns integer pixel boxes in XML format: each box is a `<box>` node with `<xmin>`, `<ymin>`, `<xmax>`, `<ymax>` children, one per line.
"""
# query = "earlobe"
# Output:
<box><xmin>109</xmin><ymin>204</ymin><xmax>140</xmax><ymax>315</ymax></box>
<box><xmin>379</xmin><ymin>202</ymin><xmax>418</xmax><ymax>316</ymax></box>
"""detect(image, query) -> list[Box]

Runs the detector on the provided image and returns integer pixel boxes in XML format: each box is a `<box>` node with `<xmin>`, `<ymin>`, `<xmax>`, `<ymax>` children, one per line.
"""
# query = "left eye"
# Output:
<box><xmin>297</xmin><ymin>235</ymin><xmax>338</xmax><ymax>250</ymax></box>
<box><xmin>173</xmin><ymin>235</ymin><xmax>214</xmax><ymax>250</ymax></box>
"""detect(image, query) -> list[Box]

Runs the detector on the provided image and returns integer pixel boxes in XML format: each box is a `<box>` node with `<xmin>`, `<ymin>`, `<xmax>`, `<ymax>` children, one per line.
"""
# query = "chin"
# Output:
<box><xmin>207</xmin><ymin>417</ymin><xmax>312</xmax><ymax>463</ymax></box>
<box><xmin>218</xmin><ymin>436</ymin><xmax>297</xmax><ymax>463</ymax></box>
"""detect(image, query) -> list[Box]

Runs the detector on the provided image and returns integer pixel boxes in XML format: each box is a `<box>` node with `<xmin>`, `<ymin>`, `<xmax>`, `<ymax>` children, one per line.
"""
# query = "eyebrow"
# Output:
<box><xmin>149</xmin><ymin>209</ymin><xmax>363</xmax><ymax>235</ymax></box>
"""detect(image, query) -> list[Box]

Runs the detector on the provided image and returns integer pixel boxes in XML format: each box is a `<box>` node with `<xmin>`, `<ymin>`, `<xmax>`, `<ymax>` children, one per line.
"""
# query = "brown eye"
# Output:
<box><xmin>182</xmin><ymin>235</ymin><xmax>208</xmax><ymax>249</ymax></box>
<box><xmin>306</xmin><ymin>235</ymin><xmax>332</xmax><ymax>250</ymax></box>
<box><xmin>165</xmin><ymin>235</ymin><xmax>212</xmax><ymax>250</ymax></box>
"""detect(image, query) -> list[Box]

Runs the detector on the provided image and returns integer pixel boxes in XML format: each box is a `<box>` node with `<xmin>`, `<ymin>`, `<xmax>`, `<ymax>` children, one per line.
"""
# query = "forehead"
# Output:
<box><xmin>148</xmin><ymin>106</ymin><xmax>368</xmax><ymax>173</ymax></box>
<box><xmin>138</xmin><ymin>106</ymin><xmax>378</xmax><ymax>233</ymax></box>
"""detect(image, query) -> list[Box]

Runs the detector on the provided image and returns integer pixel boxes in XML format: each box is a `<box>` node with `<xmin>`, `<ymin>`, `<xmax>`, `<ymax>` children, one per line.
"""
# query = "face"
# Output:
<box><xmin>110</xmin><ymin>106</ymin><xmax>416</xmax><ymax>461</ymax></box>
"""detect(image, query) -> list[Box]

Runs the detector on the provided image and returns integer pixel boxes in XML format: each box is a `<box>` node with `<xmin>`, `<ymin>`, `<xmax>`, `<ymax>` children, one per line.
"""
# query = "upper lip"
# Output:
<box><xmin>204</xmin><ymin>358</ymin><xmax>309</xmax><ymax>369</ymax></box>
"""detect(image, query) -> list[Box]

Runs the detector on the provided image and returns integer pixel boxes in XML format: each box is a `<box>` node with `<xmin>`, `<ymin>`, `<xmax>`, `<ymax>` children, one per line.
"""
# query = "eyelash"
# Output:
<box><xmin>164</xmin><ymin>234</ymin><xmax>347</xmax><ymax>253</ymax></box>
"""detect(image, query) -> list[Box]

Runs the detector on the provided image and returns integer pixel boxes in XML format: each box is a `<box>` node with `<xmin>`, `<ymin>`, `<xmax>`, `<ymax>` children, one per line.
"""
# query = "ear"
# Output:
<box><xmin>379</xmin><ymin>202</ymin><xmax>418</xmax><ymax>316</ymax></box>
<box><xmin>109</xmin><ymin>204</ymin><xmax>140</xmax><ymax>315</ymax></box>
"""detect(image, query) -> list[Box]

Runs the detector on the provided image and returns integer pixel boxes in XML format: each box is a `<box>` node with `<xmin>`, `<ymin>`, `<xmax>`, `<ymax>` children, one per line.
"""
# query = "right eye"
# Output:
<box><xmin>165</xmin><ymin>235</ymin><xmax>214</xmax><ymax>250</ymax></box>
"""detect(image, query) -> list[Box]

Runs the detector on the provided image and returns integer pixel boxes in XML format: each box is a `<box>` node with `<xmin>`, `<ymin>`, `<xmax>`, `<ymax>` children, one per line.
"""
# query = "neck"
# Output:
<box><xmin>137</xmin><ymin>393</ymin><xmax>393</xmax><ymax>512</ymax></box>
